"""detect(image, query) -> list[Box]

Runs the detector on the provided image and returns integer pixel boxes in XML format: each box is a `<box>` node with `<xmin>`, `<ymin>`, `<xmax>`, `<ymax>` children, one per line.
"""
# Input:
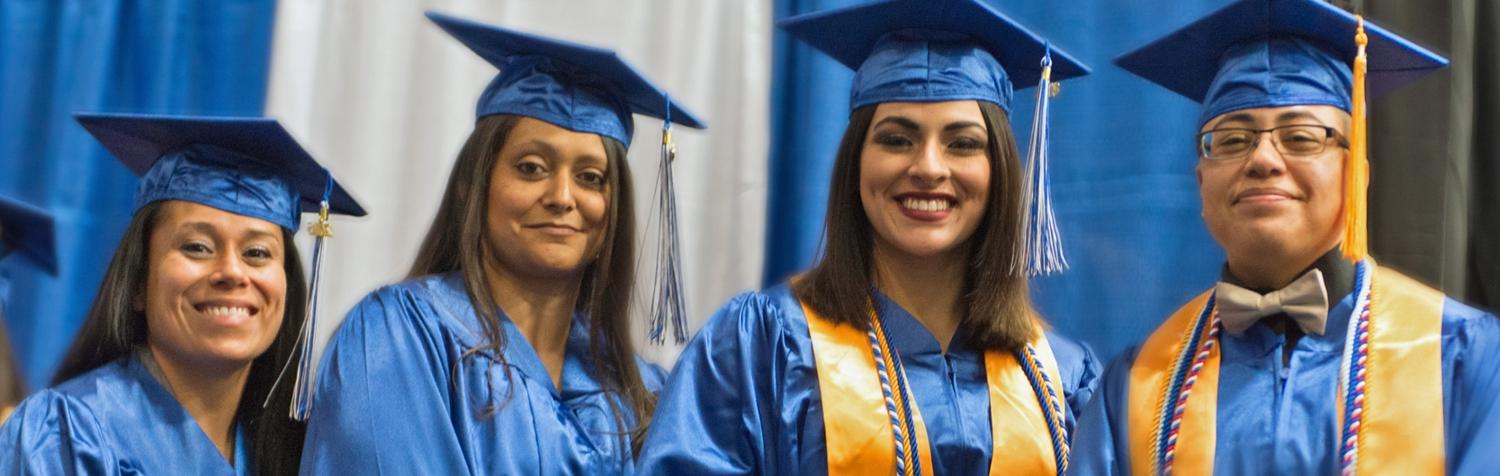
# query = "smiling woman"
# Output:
<box><xmin>636</xmin><ymin>1</ymin><xmax>1100</xmax><ymax>475</ymax></box>
<box><xmin>0</xmin><ymin>115</ymin><xmax>365</xmax><ymax>476</ymax></box>
<box><xmin>296</xmin><ymin>12</ymin><xmax>705</xmax><ymax>476</ymax></box>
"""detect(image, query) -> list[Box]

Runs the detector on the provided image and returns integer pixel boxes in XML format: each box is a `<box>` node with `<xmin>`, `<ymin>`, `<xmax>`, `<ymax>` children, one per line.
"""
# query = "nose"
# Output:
<box><xmin>1242</xmin><ymin>131</ymin><xmax>1286</xmax><ymax>179</ymax></box>
<box><xmin>541</xmin><ymin>173</ymin><xmax>577</xmax><ymax>213</ymax></box>
<box><xmin>907</xmin><ymin>139</ymin><xmax>950</xmax><ymax>185</ymax></box>
<box><xmin>210</xmin><ymin>253</ymin><xmax>250</xmax><ymax>289</ymax></box>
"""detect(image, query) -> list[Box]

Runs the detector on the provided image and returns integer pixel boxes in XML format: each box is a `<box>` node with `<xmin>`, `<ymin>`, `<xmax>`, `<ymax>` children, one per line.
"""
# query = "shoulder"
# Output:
<box><xmin>1441</xmin><ymin>296</ymin><xmax>1499</xmax><ymax>337</ymax></box>
<box><xmin>1042</xmin><ymin>330</ymin><xmax>1098</xmax><ymax>368</ymax></box>
<box><xmin>634</xmin><ymin>357</ymin><xmax>669</xmax><ymax>393</ymax></box>
<box><xmin>337</xmin><ymin>272</ymin><xmax>481</xmax><ymax>347</ymax></box>
<box><xmin>2</xmin><ymin>375</ymin><xmax>114</xmax><ymax>463</ymax></box>
<box><xmin>697</xmin><ymin>284</ymin><xmax>808</xmax><ymax>344</ymax></box>
<box><xmin>1041</xmin><ymin>330</ymin><xmax>1101</xmax><ymax>389</ymax></box>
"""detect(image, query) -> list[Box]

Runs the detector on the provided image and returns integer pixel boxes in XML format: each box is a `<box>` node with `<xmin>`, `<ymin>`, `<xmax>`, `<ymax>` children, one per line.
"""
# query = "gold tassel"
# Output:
<box><xmin>1342</xmin><ymin>16</ymin><xmax>1370</xmax><ymax>262</ymax></box>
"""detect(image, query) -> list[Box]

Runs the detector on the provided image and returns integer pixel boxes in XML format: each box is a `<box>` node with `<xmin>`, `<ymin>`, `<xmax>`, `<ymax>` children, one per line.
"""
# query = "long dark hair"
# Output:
<box><xmin>53</xmin><ymin>201</ymin><xmax>308</xmax><ymax>475</ymax></box>
<box><xmin>408</xmin><ymin>114</ymin><xmax>653</xmax><ymax>450</ymax></box>
<box><xmin>794</xmin><ymin>101</ymin><xmax>1037</xmax><ymax>352</ymax></box>
<box><xmin>0</xmin><ymin>317</ymin><xmax>23</xmax><ymax>407</ymax></box>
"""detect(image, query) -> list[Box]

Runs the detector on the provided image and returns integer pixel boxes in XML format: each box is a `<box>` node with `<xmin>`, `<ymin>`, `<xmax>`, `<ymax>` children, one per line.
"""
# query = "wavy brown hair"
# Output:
<box><xmin>408</xmin><ymin>114</ymin><xmax>652</xmax><ymax>456</ymax></box>
<box><xmin>793</xmin><ymin>101</ymin><xmax>1037</xmax><ymax>352</ymax></box>
<box><xmin>53</xmin><ymin>201</ymin><xmax>308</xmax><ymax>475</ymax></box>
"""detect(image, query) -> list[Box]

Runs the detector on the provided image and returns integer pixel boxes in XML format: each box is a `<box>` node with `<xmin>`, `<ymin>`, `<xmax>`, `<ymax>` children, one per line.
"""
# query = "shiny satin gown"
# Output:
<box><xmin>1069</xmin><ymin>291</ymin><xmax>1500</xmax><ymax>475</ymax></box>
<box><xmin>0</xmin><ymin>355</ymin><xmax>249</xmax><ymax>475</ymax></box>
<box><xmin>636</xmin><ymin>284</ymin><xmax>1101</xmax><ymax>475</ymax></box>
<box><xmin>299</xmin><ymin>272</ymin><xmax>667</xmax><ymax>475</ymax></box>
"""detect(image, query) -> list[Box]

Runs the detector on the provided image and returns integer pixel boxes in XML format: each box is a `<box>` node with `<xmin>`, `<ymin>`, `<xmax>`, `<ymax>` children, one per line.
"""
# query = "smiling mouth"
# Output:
<box><xmin>194</xmin><ymin>303</ymin><xmax>259</xmax><ymax>317</ymax></box>
<box><xmin>1233</xmin><ymin>189</ymin><xmax>1298</xmax><ymax>205</ymax></box>
<box><xmin>526</xmin><ymin>223</ymin><xmax>582</xmax><ymax>235</ymax></box>
<box><xmin>896</xmin><ymin>194</ymin><xmax>956</xmax><ymax>212</ymax></box>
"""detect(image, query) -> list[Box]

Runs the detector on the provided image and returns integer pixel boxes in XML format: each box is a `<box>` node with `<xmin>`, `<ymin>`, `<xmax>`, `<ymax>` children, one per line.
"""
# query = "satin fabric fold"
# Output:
<box><xmin>0</xmin><ymin>355</ymin><xmax>249</xmax><ymax>475</ymax></box>
<box><xmin>637</xmin><ymin>284</ymin><xmax>1100</xmax><ymax>475</ymax></box>
<box><xmin>1356</xmin><ymin>266</ymin><xmax>1444</xmax><ymax>474</ymax></box>
<box><xmin>299</xmin><ymin>272</ymin><xmax>667</xmax><ymax>475</ymax></box>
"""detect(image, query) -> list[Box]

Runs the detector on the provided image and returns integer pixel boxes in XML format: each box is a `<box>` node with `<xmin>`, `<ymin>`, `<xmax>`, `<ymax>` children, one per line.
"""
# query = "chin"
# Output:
<box><xmin>886</xmin><ymin>237</ymin><xmax>963</xmax><ymax>259</ymax></box>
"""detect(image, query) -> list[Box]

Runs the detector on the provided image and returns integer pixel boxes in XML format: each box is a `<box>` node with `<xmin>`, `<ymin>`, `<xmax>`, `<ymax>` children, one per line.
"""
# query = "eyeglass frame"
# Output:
<box><xmin>1196</xmin><ymin>124</ymin><xmax>1351</xmax><ymax>161</ymax></box>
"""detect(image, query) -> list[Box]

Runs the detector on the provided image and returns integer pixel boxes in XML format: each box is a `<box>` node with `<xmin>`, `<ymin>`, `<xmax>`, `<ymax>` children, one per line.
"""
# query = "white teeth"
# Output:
<box><xmin>901</xmin><ymin>197</ymin><xmax>951</xmax><ymax>212</ymax></box>
<box><xmin>204</xmin><ymin>306</ymin><xmax>250</xmax><ymax>317</ymax></box>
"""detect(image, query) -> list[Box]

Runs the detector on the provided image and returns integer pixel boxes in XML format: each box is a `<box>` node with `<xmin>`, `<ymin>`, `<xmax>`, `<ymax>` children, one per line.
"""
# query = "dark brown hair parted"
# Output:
<box><xmin>793</xmin><ymin>101</ymin><xmax>1038</xmax><ymax>353</ymax></box>
<box><xmin>407</xmin><ymin>114</ymin><xmax>653</xmax><ymax>451</ymax></box>
<box><xmin>53</xmin><ymin>201</ymin><xmax>309</xmax><ymax>476</ymax></box>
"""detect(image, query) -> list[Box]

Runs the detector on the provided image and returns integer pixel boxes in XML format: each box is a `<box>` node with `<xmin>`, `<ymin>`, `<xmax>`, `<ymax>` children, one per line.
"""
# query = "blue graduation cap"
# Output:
<box><xmin>426</xmin><ymin>11</ymin><xmax>705</xmax><ymax>146</ymax></box>
<box><xmin>74</xmin><ymin>114</ymin><xmax>366</xmax><ymax>231</ymax></box>
<box><xmin>75</xmin><ymin>113</ymin><xmax>366</xmax><ymax>421</ymax></box>
<box><xmin>1115</xmin><ymin>0</ymin><xmax>1448</xmax><ymax>126</ymax></box>
<box><xmin>0</xmin><ymin>196</ymin><xmax>57</xmax><ymax>275</ymax></box>
<box><xmin>778</xmin><ymin>0</ymin><xmax>1090</xmax><ymax>115</ymax></box>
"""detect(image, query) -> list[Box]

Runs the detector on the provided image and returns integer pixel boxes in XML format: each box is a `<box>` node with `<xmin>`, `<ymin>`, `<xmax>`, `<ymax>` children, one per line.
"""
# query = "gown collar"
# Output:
<box><xmin>431</xmin><ymin>272</ymin><xmax>610</xmax><ymax>400</ymax></box>
<box><xmin>870</xmin><ymin>288</ymin><xmax>978</xmax><ymax>360</ymax></box>
<box><xmin>129</xmin><ymin>349</ymin><xmax>248</xmax><ymax>473</ymax></box>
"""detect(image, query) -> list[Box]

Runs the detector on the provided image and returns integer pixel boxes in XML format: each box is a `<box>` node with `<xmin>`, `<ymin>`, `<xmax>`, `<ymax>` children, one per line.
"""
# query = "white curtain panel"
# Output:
<box><xmin>266</xmin><ymin>0</ymin><xmax>770</xmax><ymax>371</ymax></box>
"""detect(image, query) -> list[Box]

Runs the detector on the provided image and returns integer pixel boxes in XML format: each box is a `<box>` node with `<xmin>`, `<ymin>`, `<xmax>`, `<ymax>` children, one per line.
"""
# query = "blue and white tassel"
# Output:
<box><xmin>1023</xmin><ymin>45</ymin><xmax>1067</xmax><ymax>276</ymax></box>
<box><xmin>648</xmin><ymin>99</ymin><xmax>689</xmax><ymax>345</ymax></box>
<box><xmin>290</xmin><ymin>174</ymin><xmax>335</xmax><ymax>420</ymax></box>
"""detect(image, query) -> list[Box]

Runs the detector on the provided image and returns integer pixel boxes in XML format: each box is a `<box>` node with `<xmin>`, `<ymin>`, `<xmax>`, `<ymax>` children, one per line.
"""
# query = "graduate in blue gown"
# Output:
<box><xmin>1068</xmin><ymin>1</ymin><xmax>1500</xmax><ymax>474</ymax></box>
<box><xmin>0</xmin><ymin>115</ymin><xmax>366</xmax><ymax>475</ymax></box>
<box><xmin>0</xmin><ymin>195</ymin><xmax>56</xmax><ymax>418</ymax></box>
<box><xmin>637</xmin><ymin>1</ymin><xmax>1099</xmax><ymax>474</ymax></box>
<box><xmin>298</xmin><ymin>12</ymin><xmax>704</xmax><ymax>475</ymax></box>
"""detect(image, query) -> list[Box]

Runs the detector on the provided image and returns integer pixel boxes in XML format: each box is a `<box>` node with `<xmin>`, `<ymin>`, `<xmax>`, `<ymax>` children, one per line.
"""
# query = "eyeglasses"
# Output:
<box><xmin>1197</xmin><ymin>125</ymin><xmax>1349</xmax><ymax>161</ymax></box>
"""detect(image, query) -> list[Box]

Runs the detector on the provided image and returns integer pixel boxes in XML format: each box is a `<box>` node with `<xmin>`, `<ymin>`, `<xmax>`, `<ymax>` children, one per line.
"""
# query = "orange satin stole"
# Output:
<box><xmin>802</xmin><ymin>300</ymin><xmax>1066</xmax><ymax>475</ymax></box>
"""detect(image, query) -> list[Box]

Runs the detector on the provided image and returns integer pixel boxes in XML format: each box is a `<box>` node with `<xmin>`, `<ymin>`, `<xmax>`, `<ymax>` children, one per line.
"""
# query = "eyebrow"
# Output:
<box><xmin>873</xmin><ymin>116</ymin><xmax>920</xmax><ymax>131</ymax></box>
<box><xmin>509</xmin><ymin>139</ymin><xmax>560</xmax><ymax>158</ymax></box>
<box><xmin>510</xmin><ymin>139</ymin><xmax>608</xmax><ymax>166</ymax></box>
<box><xmin>1210</xmin><ymin>112</ymin><xmax>1256</xmax><ymax>128</ymax></box>
<box><xmin>943</xmin><ymin>121</ymin><xmax>985</xmax><ymax>132</ymax></box>
<box><xmin>872</xmin><ymin>116</ymin><xmax>986</xmax><ymax>133</ymax></box>
<box><xmin>179</xmin><ymin>222</ymin><xmax>281</xmax><ymax>241</ymax></box>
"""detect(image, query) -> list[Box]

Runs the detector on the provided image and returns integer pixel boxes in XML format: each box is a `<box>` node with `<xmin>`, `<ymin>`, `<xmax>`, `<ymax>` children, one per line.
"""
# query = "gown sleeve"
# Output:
<box><xmin>0</xmin><ymin>390</ymin><xmax>118</xmax><ymax>475</ymax></box>
<box><xmin>635</xmin><ymin>292</ymin><xmax>793</xmax><ymax>475</ymax></box>
<box><xmin>1445</xmin><ymin>301</ymin><xmax>1500</xmax><ymax>476</ymax></box>
<box><xmin>1066</xmin><ymin>347</ymin><xmax>1139</xmax><ymax>476</ymax></box>
<box><xmin>298</xmin><ymin>286</ymin><xmax>471</xmax><ymax>475</ymax></box>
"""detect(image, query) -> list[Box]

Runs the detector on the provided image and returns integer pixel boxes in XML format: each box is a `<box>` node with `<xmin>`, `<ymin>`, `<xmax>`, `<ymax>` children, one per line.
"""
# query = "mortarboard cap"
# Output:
<box><xmin>778</xmin><ymin>0</ymin><xmax>1090</xmax><ymax>114</ymax></box>
<box><xmin>0</xmin><ymin>196</ymin><xmax>57</xmax><ymax>275</ymax></box>
<box><xmin>426</xmin><ymin>11</ymin><xmax>705</xmax><ymax>146</ymax></box>
<box><xmin>74</xmin><ymin>114</ymin><xmax>366</xmax><ymax>231</ymax></box>
<box><xmin>1115</xmin><ymin>0</ymin><xmax>1448</xmax><ymax>126</ymax></box>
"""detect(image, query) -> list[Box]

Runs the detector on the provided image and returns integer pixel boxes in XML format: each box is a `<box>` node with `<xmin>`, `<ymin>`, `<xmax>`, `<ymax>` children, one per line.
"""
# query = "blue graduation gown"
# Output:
<box><xmin>1069</xmin><ymin>290</ymin><xmax>1500</xmax><ymax>475</ymax></box>
<box><xmin>0</xmin><ymin>355</ymin><xmax>249</xmax><ymax>475</ymax></box>
<box><xmin>637</xmin><ymin>284</ymin><xmax>1101</xmax><ymax>475</ymax></box>
<box><xmin>300</xmin><ymin>272</ymin><xmax>667</xmax><ymax>475</ymax></box>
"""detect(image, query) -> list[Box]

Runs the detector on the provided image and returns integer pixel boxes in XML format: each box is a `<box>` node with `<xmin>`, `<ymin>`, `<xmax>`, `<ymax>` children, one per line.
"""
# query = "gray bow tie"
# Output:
<box><xmin>1215</xmin><ymin>269</ymin><xmax>1329</xmax><ymax>336</ymax></box>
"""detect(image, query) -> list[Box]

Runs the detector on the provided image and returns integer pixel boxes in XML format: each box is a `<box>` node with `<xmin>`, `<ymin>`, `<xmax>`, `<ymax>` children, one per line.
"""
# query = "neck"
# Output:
<box><xmin>484</xmin><ymin>258</ymin><xmax>579</xmax><ymax>389</ymax></box>
<box><xmin>1224</xmin><ymin>243</ymin><xmax>1334</xmax><ymax>290</ymax></box>
<box><xmin>143</xmin><ymin>345</ymin><xmax>249</xmax><ymax>463</ymax></box>
<box><xmin>871</xmin><ymin>241</ymin><xmax>966</xmax><ymax>353</ymax></box>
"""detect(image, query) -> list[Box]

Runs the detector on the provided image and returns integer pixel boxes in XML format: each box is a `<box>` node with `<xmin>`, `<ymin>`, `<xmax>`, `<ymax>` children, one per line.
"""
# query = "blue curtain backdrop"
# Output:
<box><xmin>0</xmin><ymin>0</ymin><xmax>276</xmax><ymax>390</ymax></box>
<box><xmin>763</xmin><ymin>0</ymin><xmax>1234</xmax><ymax>362</ymax></box>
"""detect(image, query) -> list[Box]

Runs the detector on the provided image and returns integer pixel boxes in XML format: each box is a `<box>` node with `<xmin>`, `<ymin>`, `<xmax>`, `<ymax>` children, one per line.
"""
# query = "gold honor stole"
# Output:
<box><xmin>1126</xmin><ymin>264</ymin><xmax>1445</xmax><ymax>475</ymax></box>
<box><xmin>801</xmin><ymin>300</ymin><xmax>1067</xmax><ymax>475</ymax></box>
